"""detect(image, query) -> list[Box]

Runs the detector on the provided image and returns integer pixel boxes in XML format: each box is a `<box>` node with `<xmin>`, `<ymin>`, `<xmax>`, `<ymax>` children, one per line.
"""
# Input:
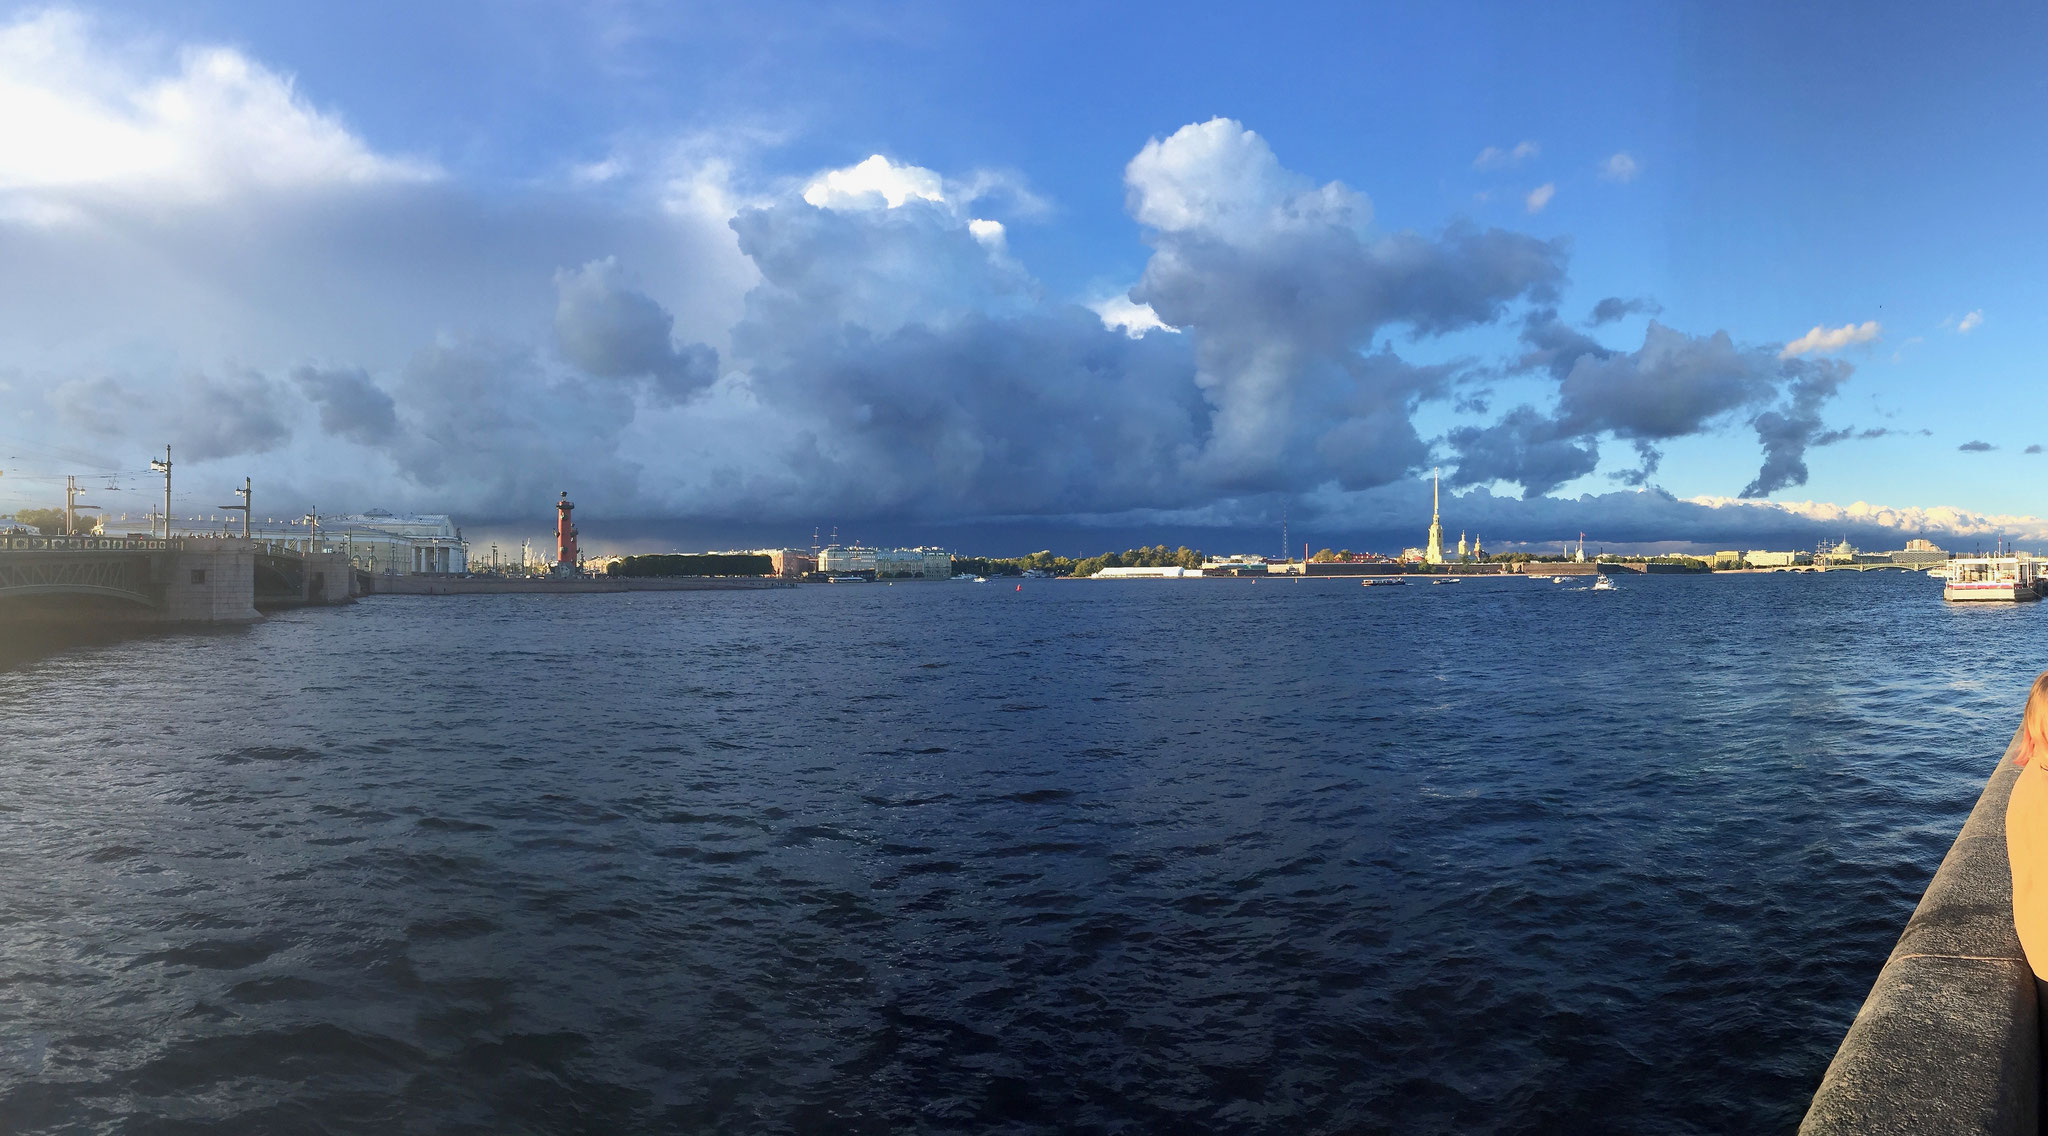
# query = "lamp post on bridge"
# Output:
<box><xmin>63</xmin><ymin>476</ymin><xmax>99</xmax><ymax>536</ymax></box>
<box><xmin>300</xmin><ymin>510</ymin><xmax>319</xmax><ymax>556</ymax></box>
<box><xmin>219</xmin><ymin>478</ymin><xmax>250</xmax><ymax>541</ymax></box>
<box><xmin>149</xmin><ymin>446</ymin><xmax>171</xmax><ymax>540</ymax></box>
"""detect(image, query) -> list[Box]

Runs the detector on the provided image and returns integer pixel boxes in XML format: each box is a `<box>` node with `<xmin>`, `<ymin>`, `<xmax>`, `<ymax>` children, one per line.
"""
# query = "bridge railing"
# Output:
<box><xmin>0</xmin><ymin>536</ymin><xmax>175</xmax><ymax>552</ymax></box>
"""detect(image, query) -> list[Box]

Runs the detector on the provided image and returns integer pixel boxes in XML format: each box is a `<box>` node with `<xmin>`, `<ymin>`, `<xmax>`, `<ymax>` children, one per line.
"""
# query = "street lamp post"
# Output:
<box><xmin>220</xmin><ymin>477</ymin><xmax>251</xmax><ymax>541</ymax></box>
<box><xmin>149</xmin><ymin>446</ymin><xmax>172</xmax><ymax>540</ymax></box>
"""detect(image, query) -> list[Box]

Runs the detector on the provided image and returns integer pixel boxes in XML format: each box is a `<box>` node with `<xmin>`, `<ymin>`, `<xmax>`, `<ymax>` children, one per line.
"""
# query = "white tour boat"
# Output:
<box><xmin>1942</xmin><ymin>556</ymin><xmax>2042</xmax><ymax>602</ymax></box>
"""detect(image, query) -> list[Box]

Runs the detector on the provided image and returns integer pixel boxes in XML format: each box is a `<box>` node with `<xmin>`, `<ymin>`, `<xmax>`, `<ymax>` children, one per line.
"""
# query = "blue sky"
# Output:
<box><xmin>1</xmin><ymin>1</ymin><xmax>2044</xmax><ymax>553</ymax></box>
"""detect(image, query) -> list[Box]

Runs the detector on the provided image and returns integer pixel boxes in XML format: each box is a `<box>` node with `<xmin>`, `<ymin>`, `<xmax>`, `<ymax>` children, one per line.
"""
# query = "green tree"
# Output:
<box><xmin>607</xmin><ymin>553</ymin><xmax>771</xmax><ymax>577</ymax></box>
<box><xmin>13</xmin><ymin>508</ymin><xmax>79</xmax><ymax>535</ymax></box>
<box><xmin>1067</xmin><ymin>545</ymin><xmax>1208</xmax><ymax>576</ymax></box>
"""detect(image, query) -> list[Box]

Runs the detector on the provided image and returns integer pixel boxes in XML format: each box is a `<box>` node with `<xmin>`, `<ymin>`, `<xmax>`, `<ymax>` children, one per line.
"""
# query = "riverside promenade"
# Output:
<box><xmin>1802</xmin><ymin>729</ymin><xmax>2038</xmax><ymax>1134</ymax></box>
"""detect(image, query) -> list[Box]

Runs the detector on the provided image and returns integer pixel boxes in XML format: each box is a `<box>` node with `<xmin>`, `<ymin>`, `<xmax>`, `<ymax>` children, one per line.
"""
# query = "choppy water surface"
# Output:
<box><xmin>0</xmin><ymin>572</ymin><xmax>2038</xmax><ymax>1133</ymax></box>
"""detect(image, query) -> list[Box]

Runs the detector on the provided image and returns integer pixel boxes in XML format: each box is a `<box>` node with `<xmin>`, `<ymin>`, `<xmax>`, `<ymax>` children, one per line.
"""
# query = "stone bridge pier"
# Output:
<box><xmin>161</xmin><ymin>540</ymin><xmax>263</xmax><ymax>622</ymax></box>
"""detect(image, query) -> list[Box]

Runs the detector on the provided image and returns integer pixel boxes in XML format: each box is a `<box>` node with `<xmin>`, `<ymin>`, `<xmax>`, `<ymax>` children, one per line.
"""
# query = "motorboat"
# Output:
<box><xmin>1591</xmin><ymin>575</ymin><xmax>1616</xmax><ymax>592</ymax></box>
<box><xmin>1361</xmin><ymin>578</ymin><xmax>1407</xmax><ymax>587</ymax></box>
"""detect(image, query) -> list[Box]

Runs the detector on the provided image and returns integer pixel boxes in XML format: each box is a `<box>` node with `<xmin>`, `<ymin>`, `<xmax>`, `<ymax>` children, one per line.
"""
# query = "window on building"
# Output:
<box><xmin>190</xmin><ymin>569</ymin><xmax>207</xmax><ymax>584</ymax></box>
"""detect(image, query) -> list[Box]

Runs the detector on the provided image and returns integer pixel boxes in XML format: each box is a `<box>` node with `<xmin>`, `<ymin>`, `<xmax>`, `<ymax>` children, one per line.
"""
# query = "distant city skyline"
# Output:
<box><xmin>2</xmin><ymin>1</ymin><xmax>2046</xmax><ymax>551</ymax></box>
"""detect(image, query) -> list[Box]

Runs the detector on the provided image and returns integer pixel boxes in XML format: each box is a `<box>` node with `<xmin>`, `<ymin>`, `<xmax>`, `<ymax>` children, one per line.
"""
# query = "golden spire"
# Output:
<box><xmin>1425</xmin><ymin>467</ymin><xmax>1445</xmax><ymax>566</ymax></box>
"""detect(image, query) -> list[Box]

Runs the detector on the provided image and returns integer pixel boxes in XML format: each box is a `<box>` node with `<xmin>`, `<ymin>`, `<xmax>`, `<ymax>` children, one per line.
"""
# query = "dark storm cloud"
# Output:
<box><xmin>1444</xmin><ymin>406</ymin><xmax>1599</xmax><ymax>497</ymax></box>
<box><xmin>1610</xmin><ymin>440</ymin><xmax>1663</xmax><ymax>487</ymax></box>
<box><xmin>1554</xmin><ymin>322</ymin><xmax>1779</xmax><ymax>441</ymax></box>
<box><xmin>1586</xmin><ymin>296</ymin><xmax>1662</xmax><ymax>326</ymax></box>
<box><xmin>1742</xmin><ymin>361</ymin><xmax>1848</xmax><ymax>497</ymax></box>
<box><xmin>685</xmin><ymin>121</ymin><xmax>1562</xmax><ymax>524</ymax></box>
<box><xmin>1124</xmin><ymin>120</ymin><xmax>1564</xmax><ymax>489</ymax></box>
<box><xmin>374</xmin><ymin>340</ymin><xmax>643</xmax><ymax>510</ymax></box>
<box><xmin>553</xmin><ymin>258</ymin><xmax>719</xmax><ymax>404</ymax></box>
<box><xmin>731</xmin><ymin>307</ymin><xmax>1206</xmax><ymax>520</ymax></box>
<box><xmin>5</xmin><ymin>104</ymin><xmax>1879</xmax><ymax>531</ymax></box>
<box><xmin>1516</xmin><ymin>308</ymin><xmax>1611</xmax><ymax>380</ymax></box>
<box><xmin>1450</xmin><ymin>313</ymin><xmax>1856</xmax><ymax>500</ymax></box>
<box><xmin>45</xmin><ymin>376</ymin><xmax>129</xmax><ymax>437</ymax></box>
<box><xmin>720</xmin><ymin>188</ymin><xmax>1205</xmax><ymax>518</ymax></box>
<box><xmin>40</xmin><ymin>370</ymin><xmax>291</xmax><ymax>465</ymax></box>
<box><xmin>1314</xmin><ymin>349</ymin><xmax>1460</xmax><ymax>490</ymax></box>
<box><xmin>2028</xmin><ymin>444</ymin><xmax>2043</xmax><ymax>454</ymax></box>
<box><xmin>165</xmin><ymin>372</ymin><xmax>293</xmax><ymax>461</ymax></box>
<box><xmin>1960</xmin><ymin>440</ymin><xmax>1996</xmax><ymax>453</ymax></box>
<box><xmin>293</xmin><ymin>366</ymin><xmax>398</xmax><ymax>445</ymax></box>
<box><xmin>1811</xmin><ymin>426</ymin><xmax>1894</xmax><ymax>445</ymax></box>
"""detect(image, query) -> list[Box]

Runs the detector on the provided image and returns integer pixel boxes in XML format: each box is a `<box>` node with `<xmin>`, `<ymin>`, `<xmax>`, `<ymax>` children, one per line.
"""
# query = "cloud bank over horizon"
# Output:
<box><xmin>0</xmin><ymin>8</ymin><xmax>2008</xmax><ymax>551</ymax></box>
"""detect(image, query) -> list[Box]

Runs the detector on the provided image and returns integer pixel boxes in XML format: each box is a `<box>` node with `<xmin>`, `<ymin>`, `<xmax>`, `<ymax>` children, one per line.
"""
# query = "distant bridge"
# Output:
<box><xmin>1758</xmin><ymin>562</ymin><xmax>1928</xmax><ymax>573</ymax></box>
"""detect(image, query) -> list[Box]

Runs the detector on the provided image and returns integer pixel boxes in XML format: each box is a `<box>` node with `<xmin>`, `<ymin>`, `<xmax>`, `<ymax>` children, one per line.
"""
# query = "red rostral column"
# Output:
<box><xmin>555</xmin><ymin>491</ymin><xmax>579</xmax><ymax>573</ymax></box>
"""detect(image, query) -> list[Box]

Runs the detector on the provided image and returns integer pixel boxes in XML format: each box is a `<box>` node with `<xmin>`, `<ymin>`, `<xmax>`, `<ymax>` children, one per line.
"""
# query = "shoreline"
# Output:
<box><xmin>368</xmin><ymin>575</ymin><xmax>795</xmax><ymax>595</ymax></box>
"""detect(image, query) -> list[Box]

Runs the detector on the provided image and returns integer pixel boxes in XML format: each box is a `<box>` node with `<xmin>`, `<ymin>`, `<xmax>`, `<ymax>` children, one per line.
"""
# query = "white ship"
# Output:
<box><xmin>1942</xmin><ymin>557</ymin><xmax>2042</xmax><ymax>602</ymax></box>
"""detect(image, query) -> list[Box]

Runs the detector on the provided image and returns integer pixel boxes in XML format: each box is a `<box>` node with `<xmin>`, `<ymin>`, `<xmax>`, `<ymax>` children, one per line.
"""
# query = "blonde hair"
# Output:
<box><xmin>2020</xmin><ymin>671</ymin><xmax>2048</xmax><ymax>767</ymax></box>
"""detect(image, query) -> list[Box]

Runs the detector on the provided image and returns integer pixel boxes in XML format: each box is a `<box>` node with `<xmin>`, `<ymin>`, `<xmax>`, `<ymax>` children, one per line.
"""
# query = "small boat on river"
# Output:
<box><xmin>1361</xmin><ymin>578</ymin><xmax>1407</xmax><ymax>587</ymax></box>
<box><xmin>1591</xmin><ymin>575</ymin><xmax>1616</xmax><ymax>592</ymax></box>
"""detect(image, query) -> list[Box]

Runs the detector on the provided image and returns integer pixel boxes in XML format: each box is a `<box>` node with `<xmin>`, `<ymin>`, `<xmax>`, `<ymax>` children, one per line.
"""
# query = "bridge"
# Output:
<box><xmin>0</xmin><ymin>535</ymin><xmax>354</xmax><ymax>623</ymax></box>
<box><xmin>1757</xmin><ymin>562</ymin><xmax>1928</xmax><ymax>573</ymax></box>
<box><xmin>0</xmin><ymin>537</ymin><xmax>165</xmax><ymax>608</ymax></box>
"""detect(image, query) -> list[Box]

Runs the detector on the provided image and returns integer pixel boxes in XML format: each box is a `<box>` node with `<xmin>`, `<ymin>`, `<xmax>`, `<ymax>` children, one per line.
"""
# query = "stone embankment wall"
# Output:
<box><xmin>1801</xmin><ymin>730</ymin><xmax>2037</xmax><ymax>1135</ymax></box>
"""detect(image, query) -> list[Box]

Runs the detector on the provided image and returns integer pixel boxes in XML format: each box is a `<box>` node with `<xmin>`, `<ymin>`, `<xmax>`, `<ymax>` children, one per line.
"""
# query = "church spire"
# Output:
<box><xmin>1424</xmin><ymin>467</ymin><xmax>1445</xmax><ymax>565</ymax></box>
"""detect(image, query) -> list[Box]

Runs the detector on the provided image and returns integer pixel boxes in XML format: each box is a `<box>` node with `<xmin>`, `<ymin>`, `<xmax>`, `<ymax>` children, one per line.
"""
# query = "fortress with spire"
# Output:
<box><xmin>1415</xmin><ymin>470</ymin><xmax>1482</xmax><ymax>566</ymax></box>
<box><xmin>1424</xmin><ymin>469</ymin><xmax>1445</xmax><ymax>565</ymax></box>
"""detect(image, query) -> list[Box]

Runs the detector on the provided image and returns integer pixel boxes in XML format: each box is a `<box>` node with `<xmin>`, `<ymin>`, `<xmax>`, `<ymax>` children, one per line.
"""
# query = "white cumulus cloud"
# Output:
<box><xmin>966</xmin><ymin>217</ymin><xmax>1006</xmax><ymax>247</ymax></box>
<box><xmin>1684</xmin><ymin>494</ymin><xmax>2048</xmax><ymax>544</ymax></box>
<box><xmin>0</xmin><ymin>8</ymin><xmax>434</xmax><ymax>216</ymax></box>
<box><xmin>1091</xmin><ymin>295</ymin><xmax>1175</xmax><ymax>338</ymax></box>
<box><xmin>1598</xmin><ymin>152</ymin><xmax>1639</xmax><ymax>182</ymax></box>
<box><xmin>1525</xmin><ymin>183</ymin><xmax>1555</xmax><ymax>213</ymax></box>
<box><xmin>801</xmin><ymin>154</ymin><xmax>947</xmax><ymax>210</ymax></box>
<box><xmin>1125</xmin><ymin>118</ymin><xmax>1370</xmax><ymax>240</ymax></box>
<box><xmin>1957</xmin><ymin>309</ymin><xmax>1984</xmax><ymax>333</ymax></box>
<box><xmin>1780</xmin><ymin>320</ymin><xmax>1881</xmax><ymax>358</ymax></box>
<box><xmin>1474</xmin><ymin>141</ymin><xmax>1540</xmax><ymax>170</ymax></box>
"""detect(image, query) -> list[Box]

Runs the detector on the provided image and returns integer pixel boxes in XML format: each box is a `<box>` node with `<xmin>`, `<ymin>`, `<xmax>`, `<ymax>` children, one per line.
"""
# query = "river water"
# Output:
<box><xmin>0</xmin><ymin>571</ymin><xmax>2036</xmax><ymax>1133</ymax></box>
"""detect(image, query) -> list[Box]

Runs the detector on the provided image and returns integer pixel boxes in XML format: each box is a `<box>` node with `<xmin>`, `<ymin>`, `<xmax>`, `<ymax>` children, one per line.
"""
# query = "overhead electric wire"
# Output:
<box><xmin>0</xmin><ymin>434</ymin><xmax>139</xmax><ymax>474</ymax></box>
